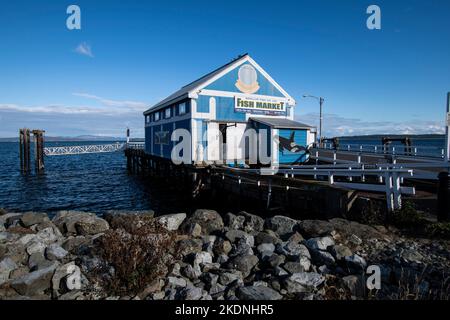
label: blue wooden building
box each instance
[143,54,316,166]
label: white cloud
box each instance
[75,42,94,57]
[73,93,148,111]
[296,112,445,137]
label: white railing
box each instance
[126,142,145,150]
[44,143,125,156]
[319,143,445,159]
[226,165,414,212]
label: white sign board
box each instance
[234,96,287,116]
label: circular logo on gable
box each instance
[235,64,260,94]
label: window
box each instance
[145,115,150,124]
[154,112,160,121]
[179,102,186,115]
[165,107,171,119]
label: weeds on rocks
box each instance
[94,215,179,296]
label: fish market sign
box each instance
[234,96,287,116]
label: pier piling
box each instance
[19,128,31,172]
[32,130,45,172]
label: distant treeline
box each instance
[335,134,445,140]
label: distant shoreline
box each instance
[0,136,144,142]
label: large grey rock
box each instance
[277,242,311,260]
[46,243,68,261]
[62,236,90,253]
[345,254,367,271]
[237,286,282,300]
[0,213,23,228]
[156,213,186,231]
[52,211,109,236]
[283,259,311,274]
[20,212,50,227]
[11,262,59,295]
[52,262,81,297]
[194,251,213,266]
[226,254,259,277]
[225,213,245,230]
[218,271,243,286]
[181,209,224,235]
[0,257,17,285]
[213,238,232,256]
[310,249,336,266]
[283,272,325,293]
[257,243,275,255]
[167,276,187,288]
[181,264,201,280]
[298,220,335,238]
[28,252,52,271]
[264,253,286,268]
[329,245,352,261]
[305,237,335,251]
[225,230,254,247]
[240,212,264,233]
[36,226,62,244]
[265,216,298,238]
[179,287,203,300]
[255,231,282,246]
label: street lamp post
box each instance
[303,94,325,145]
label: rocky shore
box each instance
[0,208,449,300]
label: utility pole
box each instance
[319,97,324,144]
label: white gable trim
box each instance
[189,55,296,106]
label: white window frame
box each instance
[179,102,186,115]
[165,107,171,119]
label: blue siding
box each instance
[205,62,284,97]
[196,96,210,113]
[278,129,309,164]
[215,96,246,122]
[144,118,191,160]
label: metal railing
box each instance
[44,143,125,156]
[319,142,445,159]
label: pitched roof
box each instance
[144,54,249,115]
[250,117,314,130]
[144,54,295,115]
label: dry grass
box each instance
[93,215,179,296]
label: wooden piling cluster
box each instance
[19,128,45,173]
[124,148,356,218]
[19,128,31,172]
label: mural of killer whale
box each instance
[278,130,310,164]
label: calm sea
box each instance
[0,136,446,214]
[0,141,190,215]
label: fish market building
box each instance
[143,54,316,166]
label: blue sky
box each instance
[0,0,449,138]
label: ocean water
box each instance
[0,141,189,214]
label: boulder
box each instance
[156,213,186,231]
[52,262,81,297]
[194,252,213,266]
[283,272,325,293]
[181,209,224,235]
[20,212,50,227]
[264,253,286,268]
[62,236,90,253]
[11,262,59,296]
[28,252,53,271]
[224,213,245,230]
[237,286,282,300]
[179,287,203,300]
[0,257,17,285]
[345,254,367,271]
[225,230,254,247]
[283,259,310,274]
[255,231,282,246]
[277,242,311,260]
[256,243,275,255]
[36,226,61,244]
[181,264,201,280]
[310,249,336,266]
[167,276,187,288]
[305,237,335,251]
[298,220,335,238]
[329,245,352,261]
[26,240,46,255]
[226,254,259,277]
[218,271,243,286]
[240,212,264,233]
[0,213,23,228]
[46,243,69,261]
[265,216,298,238]
[53,211,109,236]
[178,239,203,257]
[213,238,232,256]
[185,223,202,238]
